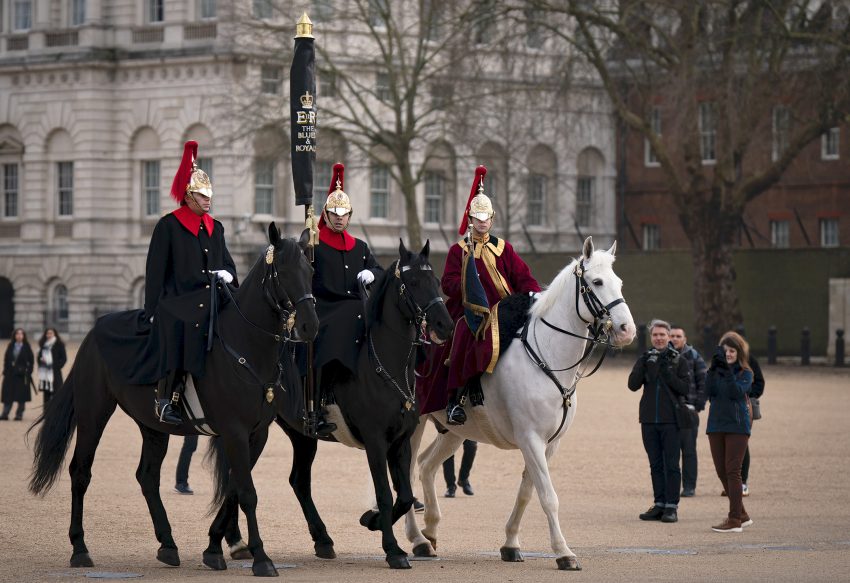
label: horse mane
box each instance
[366,252,431,330]
[529,250,616,320]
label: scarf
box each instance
[38,337,55,391]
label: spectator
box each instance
[174,435,198,494]
[444,440,477,497]
[1,328,34,421]
[628,319,691,523]
[706,331,753,533]
[36,328,67,407]
[669,325,707,497]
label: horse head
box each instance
[576,236,636,347]
[394,239,454,344]
[264,223,319,342]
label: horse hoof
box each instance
[423,534,437,551]
[70,552,94,568]
[203,551,227,571]
[500,546,524,562]
[315,542,336,559]
[229,540,252,560]
[557,556,582,571]
[157,546,180,566]
[412,542,436,557]
[359,510,381,531]
[387,554,411,569]
[252,559,279,577]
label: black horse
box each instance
[28,224,319,577]
[213,240,454,569]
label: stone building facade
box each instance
[0,0,617,339]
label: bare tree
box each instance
[517,0,850,333]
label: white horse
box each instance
[403,237,636,571]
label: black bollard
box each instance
[801,327,811,366]
[767,326,777,365]
[637,323,647,354]
[836,329,845,367]
[735,324,746,338]
[703,325,716,357]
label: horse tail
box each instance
[27,367,77,496]
[205,436,230,512]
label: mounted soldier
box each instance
[94,141,238,425]
[418,166,541,425]
[306,162,384,436]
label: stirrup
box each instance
[446,403,467,426]
[315,418,337,438]
[156,399,182,425]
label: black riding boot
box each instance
[155,370,184,425]
[446,389,467,426]
[309,367,337,438]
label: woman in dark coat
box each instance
[1,328,34,420]
[36,328,67,407]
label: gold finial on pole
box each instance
[296,12,314,39]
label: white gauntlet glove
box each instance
[211,269,234,284]
[357,269,375,286]
[529,291,541,300]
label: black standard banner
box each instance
[291,15,316,207]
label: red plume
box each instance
[458,165,487,236]
[328,162,345,194]
[170,141,198,204]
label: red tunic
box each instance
[416,235,540,414]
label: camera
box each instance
[646,348,660,363]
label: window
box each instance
[525,9,544,48]
[424,171,445,224]
[146,0,164,23]
[57,161,74,216]
[254,159,275,214]
[820,218,839,247]
[822,127,840,160]
[196,157,213,180]
[2,164,18,218]
[261,65,282,95]
[772,106,791,161]
[70,0,86,25]
[642,224,660,250]
[253,0,272,19]
[698,102,716,164]
[312,0,333,21]
[527,173,546,226]
[473,0,495,44]
[422,0,440,41]
[313,160,333,210]
[199,0,216,19]
[369,0,387,29]
[770,220,789,248]
[370,164,390,219]
[375,72,391,102]
[142,160,160,217]
[52,284,69,325]
[14,0,32,30]
[431,84,453,110]
[645,106,661,166]
[319,71,337,98]
[576,176,594,226]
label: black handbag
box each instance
[750,396,762,420]
[664,383,698,430]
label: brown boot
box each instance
[741,511,753,528]
[711,518,743,533]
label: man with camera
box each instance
[670,325,707,497]
[628,319,691,523]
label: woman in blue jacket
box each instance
[706,331,753,533]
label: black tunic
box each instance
[94,212,237,384]
[2,342,33,404]
[311,236,382,373]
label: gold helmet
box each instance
[323,163,352,217]
[187,164,213,198]
[468,183,494,222]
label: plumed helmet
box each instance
[458,165,493,235]
[170,141,213,204]
[323,162,352,217]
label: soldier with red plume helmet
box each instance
[305,162,383,437]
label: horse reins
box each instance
[521,258,624,443]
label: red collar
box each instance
[319,224,355,251]
[173,205,215,236]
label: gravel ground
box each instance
[1,346,849,583]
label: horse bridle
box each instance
[368,259,445,413]
[521,258,625,443]
[216,244,315,404]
